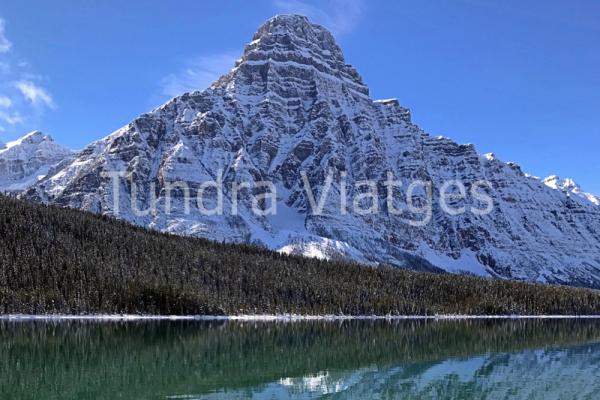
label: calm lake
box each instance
[1,319,600,399]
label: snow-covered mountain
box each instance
[0,131,73,193]
[543,175,600,206]
[24,15,600,287]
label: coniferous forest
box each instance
[1,194,600,315]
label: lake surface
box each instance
[1,319,600,399]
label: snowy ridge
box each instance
[23,15,600,288]
[0,131,73,193]
[543,175,600,206]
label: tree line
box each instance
[1,194,600,315]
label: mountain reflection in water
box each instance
[1,319,599,399]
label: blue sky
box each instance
[0,0,598,193]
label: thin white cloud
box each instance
[0,17,55,136]
[160,53,239,98]
[0,18,11,53]
[14,80,56,109]
[273,0,365,36]
[0,95,11,108]
[0,110,23,125]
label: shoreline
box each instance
[2,314,600,321]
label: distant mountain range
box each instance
[0,131,73,193]
[4,15,600,287]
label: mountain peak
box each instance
[20,130,52,144]
[543,175,599,206]
[213,14,368,96]
[543,175,581,192]
[0,131,73,193]
[0,131,52,154]
[259,14,312,30]
[251,14,340,54]
[0,131,71,158]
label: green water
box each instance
[1,319,599,399]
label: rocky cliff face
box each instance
[25,15,600,287]
[0,131,73,193]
